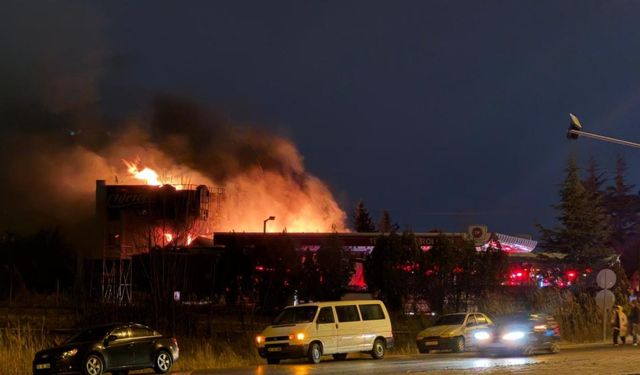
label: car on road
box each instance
[416,312,493,353]
[474,312,560,356]
[32,322,179,375]
[256,300,394,364]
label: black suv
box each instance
[33,323,179,375]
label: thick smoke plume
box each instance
[0,1,346,239]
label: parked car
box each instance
[256,300,394,364]
[32,323,179,375]
[416,312,493,353]
[474,312,560,356]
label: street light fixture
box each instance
[567,113,640,149]
[263,216,275,234]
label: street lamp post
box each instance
[567,113,639,342]
[263,216,275,234]
[567,113,640,149]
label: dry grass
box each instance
[172,334,262,371]
[1,291,607,375]
[0,323,55,375]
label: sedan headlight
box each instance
[61,348,78,360]
[474,331,491,341]
[502,331,525,341]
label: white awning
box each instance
[494,233,537,253]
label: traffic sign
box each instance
[596,289,615,311]
[597,269,616,289]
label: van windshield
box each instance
[273,306,318,325]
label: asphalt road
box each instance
[173,344,640,375]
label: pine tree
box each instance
[364,231,423,310]
[353,200,376,232]
[316,234,354,300]
[605,155,640,261]
[299,250,321,302]
[583,156,606,199]
[538,156,612,261]
[378,210,400,233]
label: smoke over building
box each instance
[0,3,347,245]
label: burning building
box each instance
[95,179,222,303]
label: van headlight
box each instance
[289,332,305,341]
[474,331,491,341]
[502,331,525,341]
[255,335,264,344]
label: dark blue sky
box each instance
[96,1,640,236]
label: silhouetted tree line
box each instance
[212,233,354,312]
[543,156,640,258]
[363,230,508,312]
[537,154,640,299]
[0,228,76,301]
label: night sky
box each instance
[9,1,640,237]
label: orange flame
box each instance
[120,151,347,233]
[122,159,189,190]
[123,159,161,186]
[164,233,173,242]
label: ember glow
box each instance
[164,233,173,243]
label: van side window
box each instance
[359,304,385,320]
[317,307,335,324]
[335,305,360,322]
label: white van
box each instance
[256,300,394,364]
